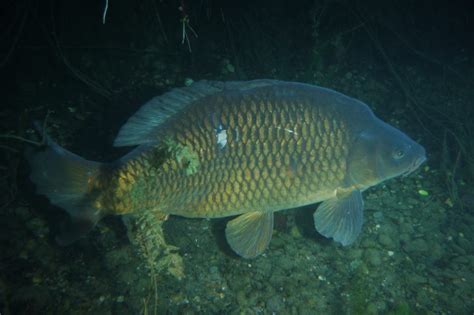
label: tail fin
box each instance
[26,133,105,245]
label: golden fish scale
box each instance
[134,90,351,218]
[99,157,154,215]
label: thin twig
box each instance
[151,0,168,42]
[378,19,465,79]
[0,7,28,68]
[34,2,113,99]
[0,110,51,148]
[355,9,440,140]
[102,0,109,24]
[181,16,198,52]
[0,135,42,146]
[0,144,19,153]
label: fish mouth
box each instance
[403,155,427,177]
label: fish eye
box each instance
[392,149,405,160]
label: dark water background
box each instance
[1,0,473,313]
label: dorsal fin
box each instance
[113,80,282,147]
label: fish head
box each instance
[348,119,426,188]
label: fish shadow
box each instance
[211,218,241,259]
[294,205,333,246]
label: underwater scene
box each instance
[1,0,473,314]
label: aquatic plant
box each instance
[123,211,184,281]
[123,210,184,314]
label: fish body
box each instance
[28,80,426,257]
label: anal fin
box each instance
[225,211,274,258]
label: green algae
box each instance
[163,137,200,175]
[388,302,414,315]
[346,264,374,315]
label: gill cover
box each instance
[347,129,379,188]
[348,119,426,188]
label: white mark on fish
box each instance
[215,124,227,149]
[277,126,298,136]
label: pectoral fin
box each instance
[225,211,274,258]
[313,189,364,246]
